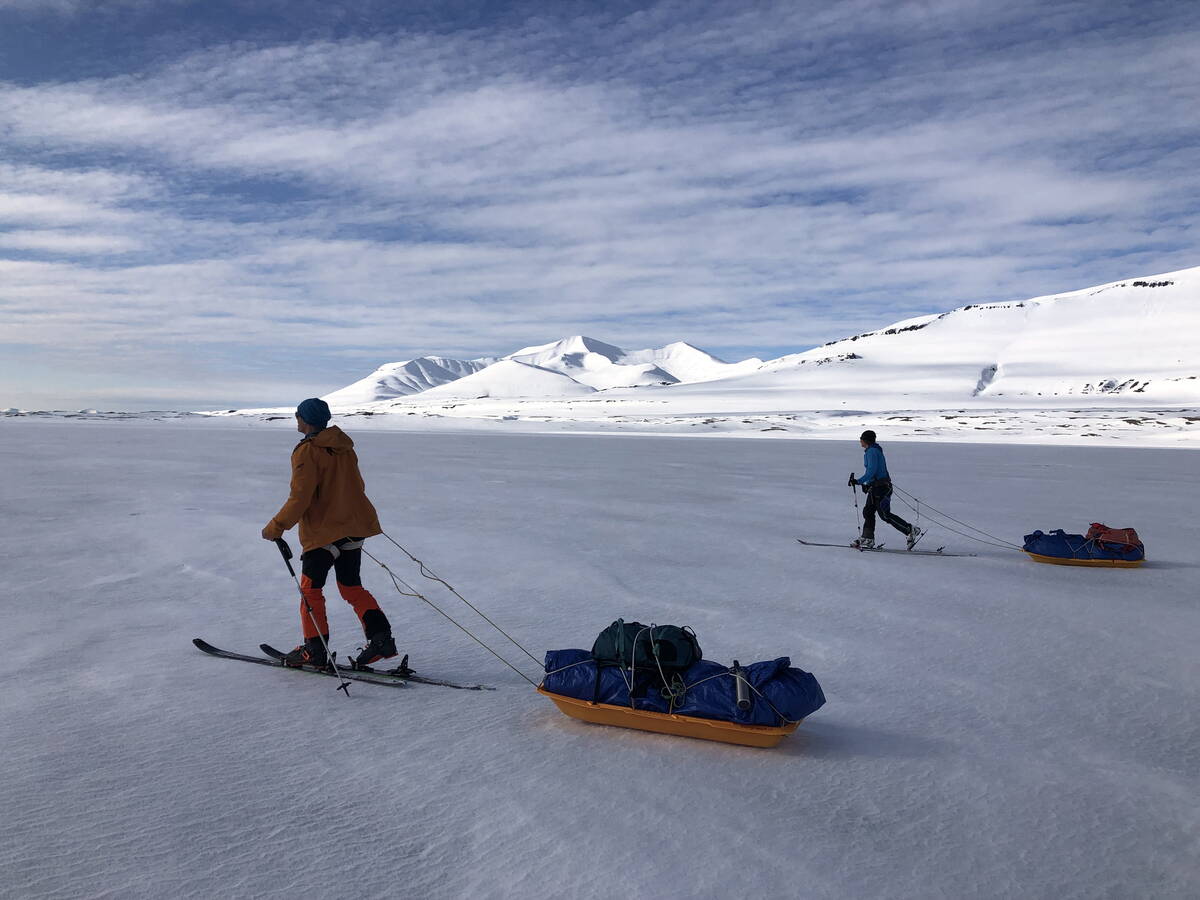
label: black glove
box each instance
[847,473,857,487]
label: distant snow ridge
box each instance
[505,335,762,389]
[625,341,764,383]
[323,356,491,405]
[504,336,663,390]
[324,336,763,406]
[733,265,1200,406]
[320,267,1199,413]
[419,358,596,399]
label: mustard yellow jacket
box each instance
[264,426,382,552]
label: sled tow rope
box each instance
[363,542,539,686]
[890,485,1024,551]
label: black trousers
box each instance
[297,537,390,640]
[300,537,364,589]
[862,481,913,539]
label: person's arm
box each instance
[262,444,319,539]
[857,447,880,485]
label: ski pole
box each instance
[275,538,351,696]
[848,474,861,536]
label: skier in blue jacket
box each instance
[849,430,922,550]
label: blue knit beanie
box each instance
[296,397,331,429]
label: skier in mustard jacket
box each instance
[262,398,397,667]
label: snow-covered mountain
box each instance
[504,336,674,389]
[323,336,757,402]
[622,341,763,383]
[419,359,596,399]
[315,265,1198,417]
[322,356,492,405]
[669,266,1199,408]
[502,335,759,390]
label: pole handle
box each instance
[274,538,296,577]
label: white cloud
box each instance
[0,0,187,15]
[0,0,80,11]
[1,1,1198,407]
[0,230,140,253]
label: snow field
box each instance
[1,419,1197,899]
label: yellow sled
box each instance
[538,686,801,748]
[1024,551,1145,568]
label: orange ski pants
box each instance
[298,540,384,639]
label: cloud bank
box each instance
[1,0,1198,407]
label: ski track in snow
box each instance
[1,420,1198,899]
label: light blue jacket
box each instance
[856,444,890,486]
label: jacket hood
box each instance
[309,425,354,453]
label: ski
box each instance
[357,654,495,691]
[193,638,406,689]
[796,538,977,558]
[261,645,495,691]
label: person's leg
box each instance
[333,540,397,665]
[298,548,334,640]
[280,547,335,665]
[861,488,878,540]
[331,543,390,638]
[876,485,914,535]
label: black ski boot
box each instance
[354,610,397,666]
[354,632,397,667]
[283,635,329,668]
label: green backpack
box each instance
[591,619,702,673]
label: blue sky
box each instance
[2,0,1197,409]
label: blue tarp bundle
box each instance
[542,648,826,726]
[1022,529,1145,563]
